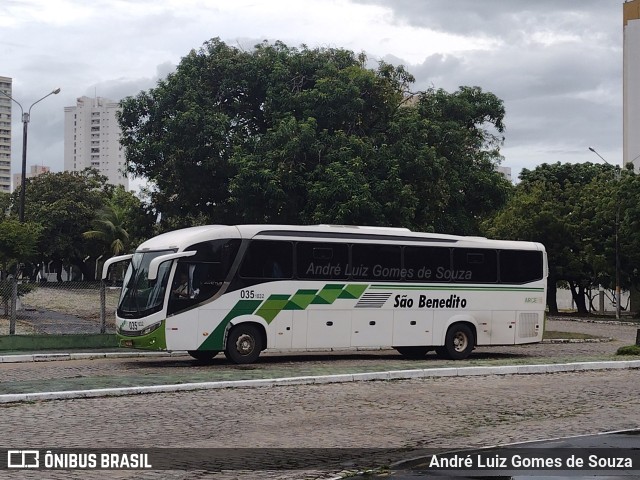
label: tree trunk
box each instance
[569,282,589,314]
[53,259,64,282]
[72,257,95,281]
[29,262,40,282]
[629,284,640,316]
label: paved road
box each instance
[0,318,639,479]
[1,317,637,394]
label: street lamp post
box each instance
[588,147,622,319]
[0,87,61,222]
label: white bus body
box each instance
[103,225,547,363]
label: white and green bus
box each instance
[102,225,547,363]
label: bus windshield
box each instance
[118,249,175,318]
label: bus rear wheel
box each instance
[187,350,219,362]
[441,323,475,360]
[225,324,263,364]
[395,346,431,359]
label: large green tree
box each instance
[484,162,622,314]
[0,219,42,276]
[0,219,42,314]
[14,169,110,281]
[119,38,511,234]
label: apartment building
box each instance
[624,0,640,168]
[13,164,51,192]
[0,76,12,193]
[63,96,128,189]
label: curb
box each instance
[0,351,183,363]
[1,360,639,404]
[0,336,615,363]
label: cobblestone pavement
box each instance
[0,318,639,479]
[2,317,639,395]
[1,368,639,479]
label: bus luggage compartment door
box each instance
[351,310,392,347]
[306,310,351,348]
[392,310,433,347]
[491,311,516,345]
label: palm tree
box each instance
[83,202,130,256]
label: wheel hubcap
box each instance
[453,332,468,352]
[236,334,255,356]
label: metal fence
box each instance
[0,279,120,336]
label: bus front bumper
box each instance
[117,320,167,350]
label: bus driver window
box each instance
[172,271,190,298]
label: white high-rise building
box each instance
[496,166,512,183]
[0,76,12,193]
[624,0,640,169]
[13,164,50,192]
[64,96,128,189]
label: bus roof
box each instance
[136,224,545,252]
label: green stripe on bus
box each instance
[201,283,371,349]
[284,289,318,310]
[201,299,263,351]
[310,284,346,304]
[370,285,545,292]
[339,284,368,299]
[255,295,291,323]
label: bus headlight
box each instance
[141,322,162,336]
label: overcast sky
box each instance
[0,0,625,187]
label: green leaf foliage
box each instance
[119,38,511,234]
[83,186,155,256]
[483,161,630,313]
[15,170,108,265]
[0,219,42,273]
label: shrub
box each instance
[616,345,640,356]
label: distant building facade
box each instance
[624,0,640,169]
[13,164,50,192]
[64,96,128,188]
[496,166,512,182]
[0,76,12,193]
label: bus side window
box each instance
[403,246,451,282]
[452,249,497,283]
[499,250,543,283]
[350,244,402,281]
[239,240,293,279]
[297,242,348,280]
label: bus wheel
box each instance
[225,324,263,364]
[187,350,218,362]
[443,323,475,360]
[395,346,430,359]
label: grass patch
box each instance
[616,345,640,356]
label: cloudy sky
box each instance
[0,0,625,187]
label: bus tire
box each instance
[187,350,219,362]
[395,346,430,359]
[442,323,475,360]
[225,324,263,364]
